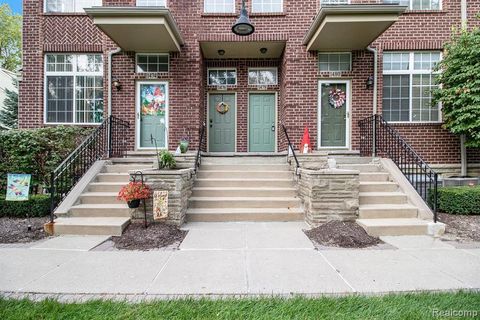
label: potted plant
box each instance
[179,136,189,153]
[158,150,177,169]
[117,181,151,208]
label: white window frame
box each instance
[383,0,442,10]
[382,51,442,123]
[135,53,170,73]
[207,68,238,86]
[44,53,104,125]
[251,0,283,13]
[203,0,236,13]
[318,52,352,72]
[44,0,102,13]
[320,0,350,5]
[248,67,278,86]
[136,0,167,6]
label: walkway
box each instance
[1,222,479,301]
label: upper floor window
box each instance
[208,69,237,86]
[384,0,440,10]
[204,0,235,13]
[320,0,349,5]
[248,68,278,85]
[136,0,166,6]
[45,54,104,124]
[319,53,351,72]
[382,51,441,123]
[45,0,102,13]
[252,0,283,13]
[136,54,169,73]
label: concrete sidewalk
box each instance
[1,222,479,301]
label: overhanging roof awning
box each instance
[85,7,184,52]
[200,41,286,59]
[304,5,407,52]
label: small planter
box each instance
[127,199,141,209]
[179,140,189,153]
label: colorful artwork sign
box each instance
[6,174,31,201]
[153,191,168,220]
[140,84,166,116]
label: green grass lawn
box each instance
[1,292,479,320]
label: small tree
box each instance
[433,27,480,175]
[0,81,18,129]
[0,4,22,71]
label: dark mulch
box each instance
[439,212,480,242]
[304,220,382,248]
[112,221,188,251]
[0,217,49,243]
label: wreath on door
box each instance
[216,102,230,114]
[328,89,346,109]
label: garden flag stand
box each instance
[131,171,148,228]
[300,127,311,154]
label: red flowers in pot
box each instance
[117,181,151,208]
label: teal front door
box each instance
[319,81,349,148]
[209,93,236,152]
[137,82,168,148]
[249,93,275,152]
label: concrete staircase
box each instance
[53,157,154,236]
[187,156,304,222]
[335,157,431,237]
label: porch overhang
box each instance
[200,41,286,59]
[85,7,184,52]
[303,5,407,52]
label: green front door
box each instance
[249,93,275,152]
[319,81,349,148]
[138,82,168,148]
[209,93,236,152]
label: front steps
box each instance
[337,158,431,237]
[187,157,303,222]
[53,158,153,236]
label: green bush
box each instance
[431,186,480,215]
[158,150,176,169]
[0,126,91,192]
[0,195,51,218]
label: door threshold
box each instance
[203,152,287,157]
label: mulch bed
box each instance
[112,221,188,251]
[0,217,50,243]
[439,213,480,243]
[304,220,382,248]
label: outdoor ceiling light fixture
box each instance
[366,76,374,89]
[260,47,268,54]
[232,0,255,36]
[112,78,121,91]
[218,49,226,56]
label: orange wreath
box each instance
[216,102,230,114]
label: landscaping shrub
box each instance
[0,195,50,218]
[0,126,91,193]
[431,186,480,215]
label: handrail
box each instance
[281,123,300,176]
[359,114,438,222]
[195,122,206,174]
[49,115,130,223]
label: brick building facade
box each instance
[19,0,480,165]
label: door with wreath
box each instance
[209,93,236,152]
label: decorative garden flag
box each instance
[153,191,168,220]
[6,174,31,201]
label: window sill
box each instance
[43,12,88,16]
[44,122,102,126]
[250,12,286,17]
[403,10,445,14]
[201,13,237,17]
[389,121,443,126]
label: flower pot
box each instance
[180,141,189,153]
[127,199,141,208]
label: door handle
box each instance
[271,124,275,132]
[210,119,213,128]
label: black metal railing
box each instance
[49,115,130,223]
[194,122,206,174]
[281,123,300,176]
[359,114,438,222]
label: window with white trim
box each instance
[136,54,169,73]
[45,54,104,124]
[320,0,349,5]
[204,0,235,13]
[45,0,102,13]
[252,0,282,13]
[136,0,166,6]
[382,51,441,122]
[384,0,440,10]
[248,68,278,85]
[319,53,351,72]
[208,69,237,85]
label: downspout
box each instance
[460,0,467,176]
[366,46,378,114]
[107,48,121,117]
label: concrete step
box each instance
[199,164,290,171]
[110,157,156,165]
[186,208,304,222]
[359,192,408,205]
[88,182,124,192]
[53,217,130,236]
[96,173,130,183]
[359,172,390,182]
[337,164,380,172]
[356,218,429,237]
[79,192,123,205]
[196,170,292,179]
[332,156,373,164]
[104,165,152,173]
[358,204,418,219]
[194,179,295,188]
[188,196,301,209]
[360,181,399,192]
[191,187,297,198]
[69,204,130,218]
[201,156,286,165]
